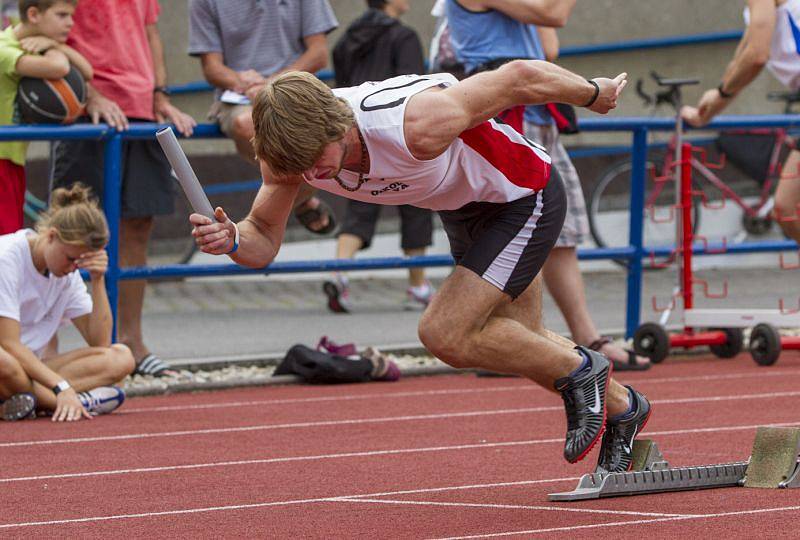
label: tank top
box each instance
[745,0,800,89]
[302,73,552,211]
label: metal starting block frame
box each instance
[549,428,800,502]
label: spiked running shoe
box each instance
[79,386,125,416]
[1,392,36,421]
[554,346,611,463]
[596,386,651,473]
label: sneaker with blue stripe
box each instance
[78,386,125,416]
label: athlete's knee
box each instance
[108,344,135,379]
[418,314,474,369]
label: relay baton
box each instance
[156,127,215,219]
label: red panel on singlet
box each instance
[458,120,551,191]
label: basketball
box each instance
[17,64,86,125]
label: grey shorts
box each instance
[207,101,252,137]
[524,122,589,248]
[50,119,175,219]
[438,170,567,299]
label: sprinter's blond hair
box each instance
[252,71,354,176]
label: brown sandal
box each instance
[588,336,651,371]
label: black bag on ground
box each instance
[715,131,779,186]
[275,345,373,384]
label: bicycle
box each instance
[587,71,798,268]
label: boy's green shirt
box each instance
[0,26,27,166]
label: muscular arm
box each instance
[681,0,775,126]
[405,60,625,159]
[720,0,775,95]
[459,0,576,26]
[191,162,300,268]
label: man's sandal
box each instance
[588,336,651,371]
[294,198,337,235]
[134,354,177,377]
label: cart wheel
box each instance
[709,328,744,358]
[634,323,670,363]
[749,323,781,366]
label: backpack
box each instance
[274,345,374,384]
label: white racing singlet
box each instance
[303,73,552,211]
[745,0,800,89]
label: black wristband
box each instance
[583,79,600,108]
[154,86,171,96]
[717,83,734,99]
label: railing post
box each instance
[625,127,648,338]
[102,132,123,340]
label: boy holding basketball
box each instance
[0,0,92,235]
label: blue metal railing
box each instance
[6,115,798,340]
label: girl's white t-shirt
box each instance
[0,230,93,356]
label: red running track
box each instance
[1,350,800,539]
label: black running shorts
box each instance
[438,170,567,299]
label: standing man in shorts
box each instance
[190,66,651,473]
[51,0,195,377]
[683,0,800,243]
[188,0,340,235]
[444,0,651,371]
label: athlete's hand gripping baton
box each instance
[156,127,215,219]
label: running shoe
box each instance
[323,274,351,313]
[596,386,651,473]
[554,346,611,463]
[1,392,36,421]
[79,386,125,416]
[362,347,401,382]
[403,281,434,311]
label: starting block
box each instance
[548,427,800,502]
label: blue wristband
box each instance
[226,223,240,254]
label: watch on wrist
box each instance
[717,83,734,99]
[52,380,71,395]
[154,86,171,96]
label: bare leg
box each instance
[542,247,650,368]
[0,346,31,399]
[119,217,153,362]
[774,149,800,242]
[419,267,630,416]
[403,247,427,287]
[336,233,364,259]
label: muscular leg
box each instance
[774,149,800,242]
[419,267,630,415]
[32,345,135,411]
[542,247,649,367]
[119,217,153,362]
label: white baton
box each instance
[156,127,215,219]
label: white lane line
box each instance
[2,420,797,483]
[5,389,800,449]
[0,408,540,448]
[426,504,800,539]
[334,498,688,518]
[121,369,800,414]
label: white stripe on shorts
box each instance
[481,189,545,291]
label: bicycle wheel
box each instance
[588,159,701,269]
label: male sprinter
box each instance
[190,62,650,472]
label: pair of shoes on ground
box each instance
[316,336,401,382]
[323,275,435,314]
[555,346,651,473]
[1,386,125,420]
